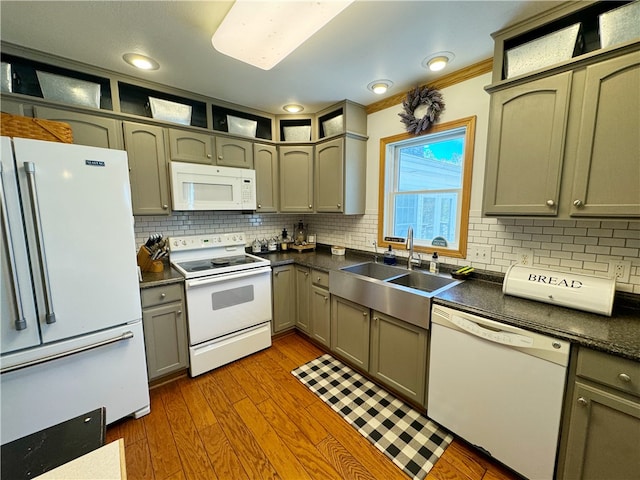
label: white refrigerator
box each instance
[1,136,150,444]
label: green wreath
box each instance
[398,86,445,134]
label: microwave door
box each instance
[180,178,242,210]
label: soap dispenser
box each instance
[430,252,439,273]
[383,245,396,265]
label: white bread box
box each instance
[503,265,616,316]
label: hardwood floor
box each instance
[107,332,521,480]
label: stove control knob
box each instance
[217,237,222,243]
[173,240,179,247]
[232,235,237,241]
[182,240,187,246]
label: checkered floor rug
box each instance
[292,354,454,480]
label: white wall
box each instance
[135,72,640,294]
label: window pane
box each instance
[397,136,464,192]
[393,192,458,245]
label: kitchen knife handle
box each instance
[24,161,56,324]
[0,164,27,331]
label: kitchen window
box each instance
[378,116,475,258]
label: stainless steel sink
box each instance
[339,262,407,280]
[329,262,461,329]
[388,271,458,293]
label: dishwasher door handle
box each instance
[451,314,534,347]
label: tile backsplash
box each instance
[135,212,640,294]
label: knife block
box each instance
[136,246,164,273]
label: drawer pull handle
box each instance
[362,312,367,316]
[573,199,584,208]
[546,199,555,207]
[577,397,588,406]
[160,293,166,298]
[618,373,631,383]
[323,296,328,301]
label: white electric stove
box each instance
[169,233,272,376]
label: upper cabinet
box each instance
[34,105,123,150]
[569,52,640,217]
[483,72,572,216]
[215,136,254,169]
[254,143,279,213]
[483,2,640,218]
[316,101,367,140]
[168,129,214,165]
[279,145,314,213]
[123,121,171,216]
[315,136,366,214]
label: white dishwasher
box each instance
[428,305,570,480]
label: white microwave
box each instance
[169,162,256,211]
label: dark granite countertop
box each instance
[139,246,640,361]
[139,261,184,289]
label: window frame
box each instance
[377,115,476,259]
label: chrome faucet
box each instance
[406,226,414,270]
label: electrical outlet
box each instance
[608,260,631,283]
[468,245,492,262]
[516,249,534,266]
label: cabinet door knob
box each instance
[218,155,223,160]
[257,204,262,209]
[337,203,341,208]
[162,204,168,210]
[308,204,312,209]
[317,277,321,282]
[573,199,584,208]
[618,373,631,383]
[362,311,367,316]
[274,271,279,276]
[546,200,555,207]
[323,296,328,301]
[577,397,588,406]
[177,310,182,315]
[160,293,166,298]
[207,154,212,159]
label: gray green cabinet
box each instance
[168,129,214,164]
[309,270,330,347]
[254,143,278,213]
[272,264,295,333]
[140,283,188,381]
[331,296,370,370]
[295,266,310,333]
[569,51,640,217]
[484,50,640,218]
[483,72,572,216]
[315,136,366,214]
[279,145,314,213]
[560,347,640,479]
[370,311,428,407]
[0,98,25,115]
[122,121,170,216]
[215,136,254,169]
[34,105,123,150]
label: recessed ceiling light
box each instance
[212,1,353,70]
[123,53,159,71]
[367,80,393,95]
[422,52,455,72]
[283,104,304,113]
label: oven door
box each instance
[185,266,272,345]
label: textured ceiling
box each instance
[0,1,557,114]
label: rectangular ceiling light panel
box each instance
[212,0,353,70]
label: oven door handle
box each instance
[186,266,272,289]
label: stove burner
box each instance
[212,259,230,266]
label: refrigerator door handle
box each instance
[0,164,27,331]
[24,161,56,324]
[1,331,135,374]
